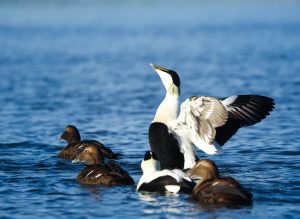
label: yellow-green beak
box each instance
[150,63,172,73]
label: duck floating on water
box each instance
[149,64,275,170]
[137,151,195,194]
[58,125,118,162]
[187,159,252,207]
[77,145,134,186]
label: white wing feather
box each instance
[171,96,228,156]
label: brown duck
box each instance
[187,159,252,207]
[58,125,118,161]
[76,145,134,186]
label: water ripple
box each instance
[0,1,300,218]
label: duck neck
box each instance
[143,166,157,176]
[153,93,179,125]
[200,170,218,183]
[141,158,160,174]
[69,138,80,145]
[67,134,81,145]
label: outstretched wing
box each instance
[171,96,228,154]
[215,95,275,145]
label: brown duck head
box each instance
[59,125,81,144]
[78,145,104,165]
[187,159,219,181]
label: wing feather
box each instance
[199,121,216,145]
[172,96,228,151]
[171,95,274,153]
[215,95,275,145]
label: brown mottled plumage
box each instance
[77,164,134,186]
[76,146,134,186]
[188,159,252,207]
[58,125,118,161]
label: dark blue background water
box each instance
[0,1,299,218]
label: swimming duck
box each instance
[76,145,134,186]
[187,159,252,207]
[137,151,195,194]
[149,64,275,170]
[58,125,118,162]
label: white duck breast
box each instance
[149,64,275,170]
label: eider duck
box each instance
[137,151,195,194]
[58,125,117,162]
[187,159,252,207]
[149,64,275,170]
[77,145,134,186]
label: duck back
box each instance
[77,163,134,186]
[58,142,84,160]
[58,141,117,161]
[192,177,252,207]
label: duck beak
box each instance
[186,168,202,182]
[149,63,157,71]
[186,167,196,177]
[149,63,171,73]
[58,131,66,141]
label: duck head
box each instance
[59,125,81,144]
[150,63,181,97]
[187,159,219,181]
[78,145,104,165]
[141,151,160,174]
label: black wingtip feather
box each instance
[215,95,275,145]
[230,95,275,127]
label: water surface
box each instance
[0,1,300,218]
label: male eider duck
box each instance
[58,125,118,162]
[188,159,252,207]
[149,64,275,170]
[77,145,134,186]
[137,151,195,194]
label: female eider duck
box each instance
[137,151,195,194]
[77,145,134,186]
[58,125,118,162]
[187,159,252,207]
[149,64,275,170]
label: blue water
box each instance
[0,1,300,218]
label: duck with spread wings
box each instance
[149,64,275,170]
